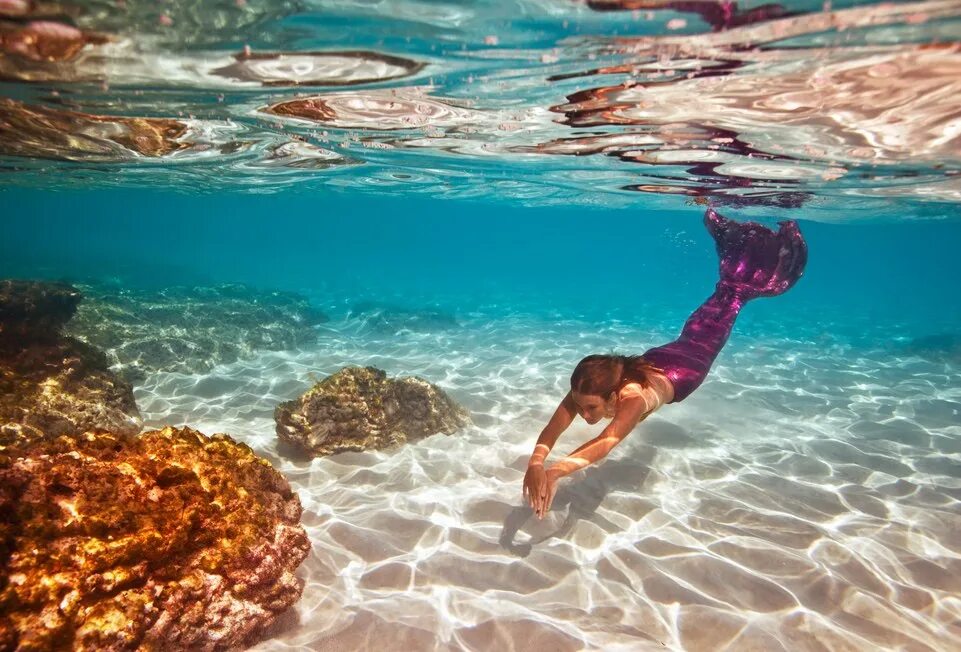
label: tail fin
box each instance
[704,207,807,300]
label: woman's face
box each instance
[571,390,614,424]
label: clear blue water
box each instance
[3,0,961,649]
[5,189,961,331]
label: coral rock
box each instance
[66,283,328,383]
[903,333,961,364]
[275,366,470,457]
[0,426,310,651]
[0,280,80,345]
[0,280,141,439]
[347,302,459,334]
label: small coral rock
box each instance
[0,280,142,439]
[275,366,470,457]
[0,426,310,651]
[0,280,80,344]
[0,336,142,438]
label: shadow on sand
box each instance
[499,446,658,557]
[498,418,715,557]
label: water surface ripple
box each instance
[1,0,959,219]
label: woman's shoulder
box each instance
[619,371,674,407]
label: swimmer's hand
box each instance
[523,464,561,519]
[523,463,547,517]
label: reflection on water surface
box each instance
[0,0,959,219]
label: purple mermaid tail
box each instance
[642,208,807,403]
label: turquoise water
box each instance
[5,189,961,330]
[3,0,961,649]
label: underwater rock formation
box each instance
[0,280,142,438]
[903,333,961,364]
[66,283,328,383]
[0,279,79,341]
[275,366,470,457]
[0,426,310,651]
[347,302,459,334]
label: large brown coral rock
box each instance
[0,426,310,651]
[275,366,470,457]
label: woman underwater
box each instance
[523,207,808,518]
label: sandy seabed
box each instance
[132,312,961,651]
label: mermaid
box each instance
[523,207,808,518]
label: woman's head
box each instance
[570,354,658,423]
[571,354,624,400]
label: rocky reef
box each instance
[0,280,142,438]
[275,366,470,457]
[66,283,328,383]
[0,279,80,340]
[903,333,961,365]
[0,426,310,651]
[347,301,459,335]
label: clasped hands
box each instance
[522,462,563,519]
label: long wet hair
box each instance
[570,354,661,398]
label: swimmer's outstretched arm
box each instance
[539,396,654,516]
[553,397,653,476]
[523,392,577,517]
[527,392,577,465]
[526,394,657,518]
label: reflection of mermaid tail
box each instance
[642,208,808,403]
[586,1,793,32]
